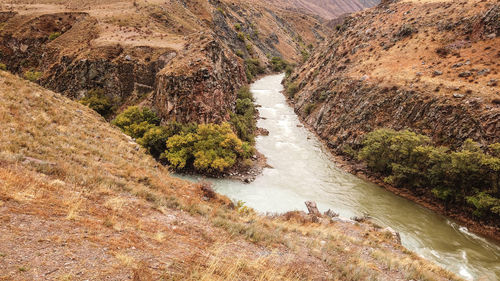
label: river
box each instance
[180,74,500,280]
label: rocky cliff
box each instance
[287,0,499,152]
[152,32,246,123]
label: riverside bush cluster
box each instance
[357,129,500,219]
[230,86,256,144]
[112,106,253,173]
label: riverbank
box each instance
[286,94,500,242]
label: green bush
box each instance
[237,32,246,41]
[236,86,253,101]
[245,58,265,81]
[113,106,253,173]
[234,23,241,31]
[0,63,6,70]
[285,64,294,78]
[357,128,500,219]
[270,56,288,72]
[24,70,42,82]
[286,82,299,98]
[165,123,252,173]
[112,106,160,139]
[137,126,171,159]
[48,32,61,41]
[301,49,310,62]
[79,89,114,117]
[235,50,244,58]
[230,87,256,143]
[304,103,316,115]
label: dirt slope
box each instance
[0,70,462,280]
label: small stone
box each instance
[477,69,490,76]
[453,93,465,98]
[125,55,131,61]
[433,70,443,76]
[458,71,472,78]
[487,79,498,86]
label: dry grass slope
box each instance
[0,71,462,280]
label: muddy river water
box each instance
[181,74,499,280]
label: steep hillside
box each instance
[289,0,499,150]
[0,71,462,280]
[269,0,379,19]
[0,0,328,124]
[285,0,500,237]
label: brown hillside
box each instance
[288,0,499,149]
[0,71,462,280]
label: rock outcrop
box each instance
[153,33,246,123]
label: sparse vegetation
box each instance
[0,63,6,70]
[237,32,245,41]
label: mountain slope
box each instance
[289,0,499,149]
[0,0,328,125]
[0,70,462,280]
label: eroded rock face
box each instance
[153,33,246,124]
[294,78,499,152]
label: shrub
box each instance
[79,89,114,117]
[466,192,500,217]
[245,58,265,81]
[237,32,245,41]
[137,126,171,159]
[24,70,42,82]
[112,106,160,139]
[48,32,61,41]
[270,56,288,72]
[234,23,241,31]
[0,63,6,70]
[285,64,294,78]
[235,50,244,58]
[165,123,251,173]
[230,87,256,143]
[301,49,310,62]
[304,103,316,115]
[286,83,299,99]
